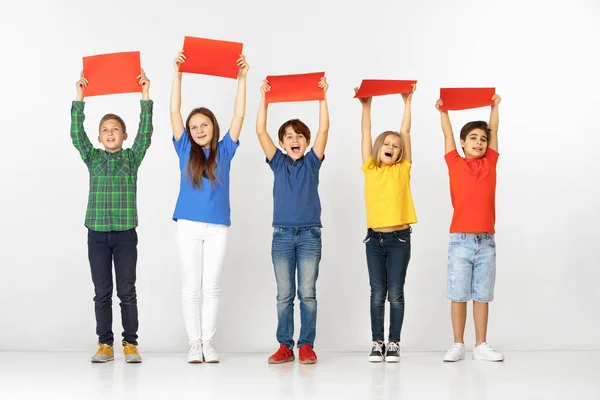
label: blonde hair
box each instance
[372,131,405,168]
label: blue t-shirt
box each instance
[268,148,324,228]
[172,130,239,226]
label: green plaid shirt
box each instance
[70,100,154,232]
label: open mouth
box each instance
[197,134,208,141]
[384,152,393,157]
[291,144,301,154]
[107,138,115,143]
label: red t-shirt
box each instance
[445,148,499,233]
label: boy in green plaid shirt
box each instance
[71,69,153,363]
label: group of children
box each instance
[71,51,503,365]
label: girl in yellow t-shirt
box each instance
[354,83,417,363]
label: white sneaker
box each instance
[188,340,203,363]
[443,343,465,362]
[473,342,504,362]
[202,341,220,363]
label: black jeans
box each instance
[88,229,139,346]
[364,227,411,343]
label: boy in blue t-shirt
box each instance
[255,77,329,364]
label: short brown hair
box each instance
[460,121,490,142]
[99,114,126,133]
[278,119,311,143]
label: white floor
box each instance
[0,351,598,400]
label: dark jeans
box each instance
[364,227,411,343]
[88,229,139,346]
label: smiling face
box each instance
[98,115,127,152]
[460,128,488,159]
[188,113,214,148]
[277,119,311,161]
[280,126,309,160]
[185,108,220,150]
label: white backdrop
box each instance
[1,0,599,352]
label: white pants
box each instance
[177,219,229,344]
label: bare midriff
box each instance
[372,224,410,233]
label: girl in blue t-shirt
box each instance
[169,49,248,364]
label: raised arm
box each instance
[312,77,329,161]
[170,50,186,141]
[488,94,501,151]
[75,71,87,102]
[229,55,249,143]
[256,79,277,161]
[436,99,457,154]
[399,83,416,163]
[354,88,373,164]
[71,71,95,165]
[131,68,154,166]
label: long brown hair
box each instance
[185,107,220,190]
[372,131,405,167]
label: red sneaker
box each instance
[299,344,317,364]
[268,344,295,364]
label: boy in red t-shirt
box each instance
[435,94,504,362]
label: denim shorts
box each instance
[447,233,496,302]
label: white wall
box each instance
[1,0,599,352]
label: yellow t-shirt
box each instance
[361,157,417,228]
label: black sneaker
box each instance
[385,341,400,363]
[369,341,385,362]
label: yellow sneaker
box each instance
[91,343,114,363]
[123,341,142,363]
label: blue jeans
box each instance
[364,227,411,343]
[272,226,322,349]
[87,229,139,346]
